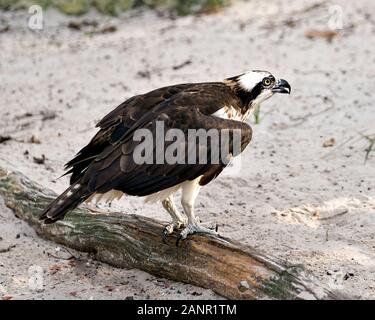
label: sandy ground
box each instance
[0,0,375,299]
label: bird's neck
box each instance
[224,79,261,119]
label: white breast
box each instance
[212,106,249,122]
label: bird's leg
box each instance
[161,195,187,242]
[177,180,218,246]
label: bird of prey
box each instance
[40,70,291,244]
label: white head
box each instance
[228,70,291,108]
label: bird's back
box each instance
[64,82,240,184]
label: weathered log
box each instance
[0,167,340,300]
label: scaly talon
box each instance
[162,217,188,244]
[175,223,219,246]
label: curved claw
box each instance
[176,234,183,247]
[162,228,169,244]
[162,219,187,244]
[207,224,219,232]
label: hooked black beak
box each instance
[272,79,291,94]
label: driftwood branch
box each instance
[0,167,341,300]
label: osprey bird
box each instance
[40,70,291,244]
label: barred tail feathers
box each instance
[40,182,92,224]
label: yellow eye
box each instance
[262,78,272,86]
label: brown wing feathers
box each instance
[64,85,192,184]
[40,83,252,223]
